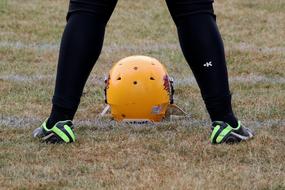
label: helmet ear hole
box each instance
[150,77,155,80]
[117,77,121,80]
[133,81,138,85]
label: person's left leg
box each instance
[165,0,254,143]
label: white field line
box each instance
[1,41,284,54]
[0,74,54,82]
[173,75,285,86]
[0,115,284,128]
[0,74,104,86]
[231,42,285,54]
[1,74,284,85]
[0,41,58,51]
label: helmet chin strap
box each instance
[100,105,110,117]
[168,104,188,115]
[167,104,190,121]
[99,104,188,121]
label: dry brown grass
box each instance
[1,123,284,189]
[0,0,285,189]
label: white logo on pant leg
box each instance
[203,61,212,67]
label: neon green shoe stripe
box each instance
[42,120,51,132]
[216,125,233,143]
[64,125,75,142]
[211,125,220,143]
[52,126,70,143]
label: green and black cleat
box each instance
[32,120,76,143]
[210,121,254,144]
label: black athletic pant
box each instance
[48,0,238,128]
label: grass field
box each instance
[0,0,285,189]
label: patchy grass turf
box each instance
[0,0,285,189]
[1,123,285,189]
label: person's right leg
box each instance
[48,0,118,128]
[33,0,117,143]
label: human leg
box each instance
[48,0,118,128]
[33,0,118,143]
[165,0,254,143]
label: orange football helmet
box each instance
[104,55,174,122]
